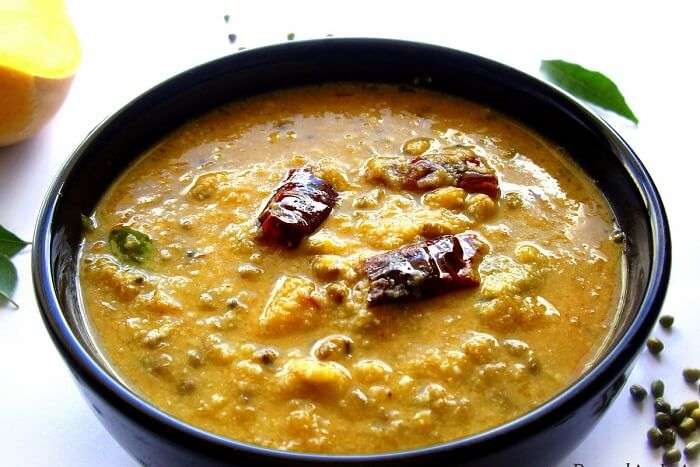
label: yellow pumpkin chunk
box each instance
[258,276,320,335]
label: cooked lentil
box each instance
[79,83,623,453]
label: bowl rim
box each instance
[32,38,671,462]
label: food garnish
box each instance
[0,225,29,307]
[364,232,487,306]
[540,59,638,124]
[258,168,338,248]
[108,226,154,264]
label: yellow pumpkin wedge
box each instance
[0,0,80,146]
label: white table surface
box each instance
[1,1,699,465]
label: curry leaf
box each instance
[109,226,153,264]
[0,254,18,307]
[540,60,639,124]
[0,225,29,257]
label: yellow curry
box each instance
[79,83,623,453]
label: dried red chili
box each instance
[364,232,487,306]
[258,168,338,247]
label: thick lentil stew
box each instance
[79,83,623,453]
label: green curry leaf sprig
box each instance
[540,59,639,124]
[109,226,154,264]
[0,225,30,307]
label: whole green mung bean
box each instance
[692,407,700,424]
[671,406,687,425]
[683,368,700,383]
[661,428,675,446]
[658,315,674,329]
[655,398,671,413]
[685,440,700,459]
[656,412,673,429]
[651,380,665,398]
[646,337,664,354]
[646,427,663,448]
[678,417,697,437]
[681,400,699,413]
[662,447,681,464]
[629,384,647,402]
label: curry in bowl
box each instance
[78,83,623,454]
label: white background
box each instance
[1,1,699,465]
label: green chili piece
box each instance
[108,226,153,264]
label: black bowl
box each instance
[33,39,670,466]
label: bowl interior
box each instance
[42,39,659,448]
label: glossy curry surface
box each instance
[79,83,623,454]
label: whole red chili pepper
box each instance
[364,232,488,306]
[258,168,338,248]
